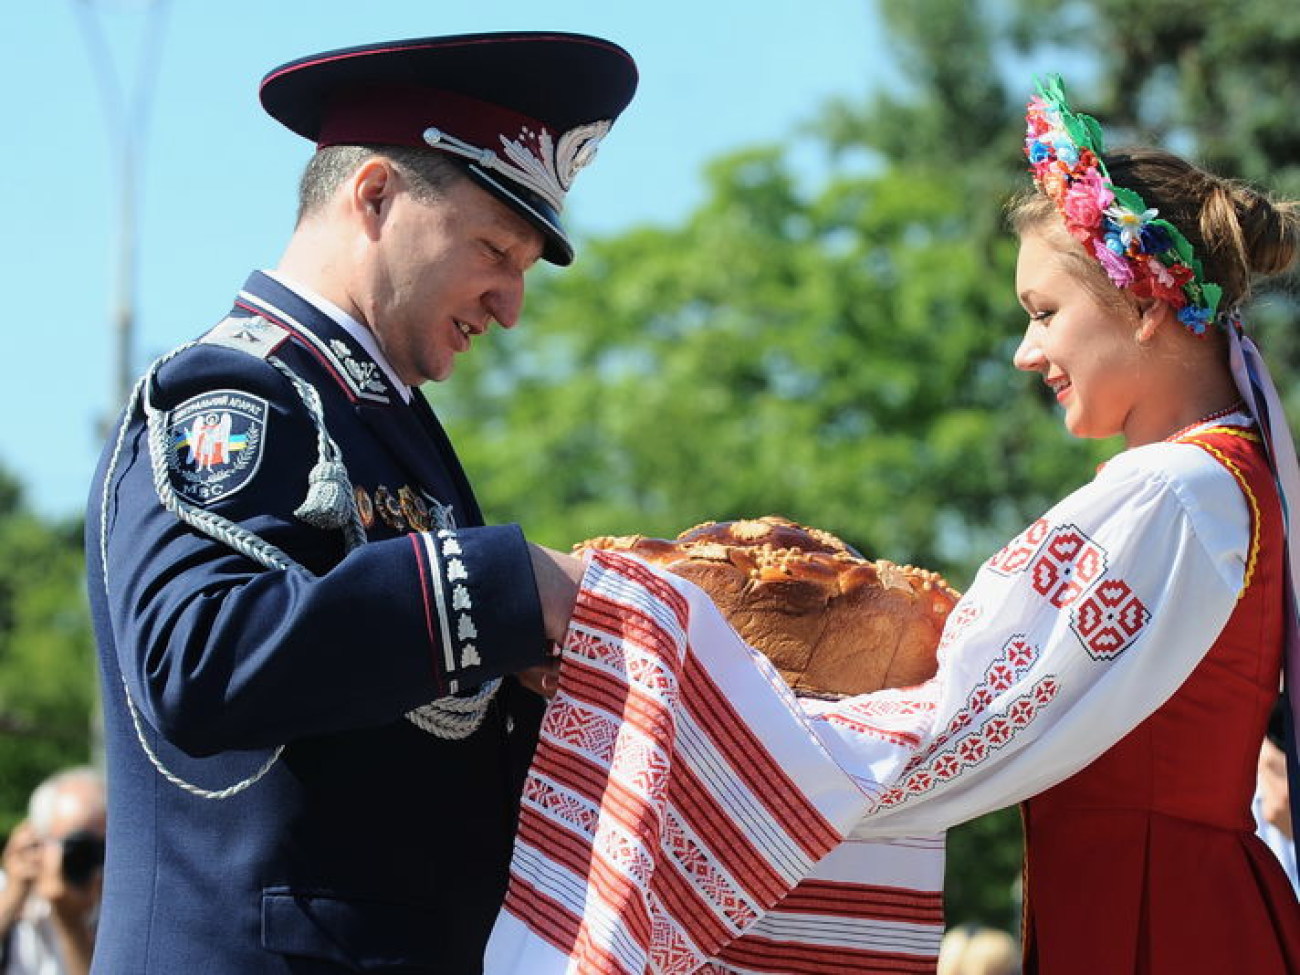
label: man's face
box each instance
[359,174,546,385]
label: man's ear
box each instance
[349,157,394,237]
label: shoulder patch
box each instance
[200,315,290,359]
[166,390,270,505]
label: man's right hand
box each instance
[527,543,586,645]
[517,659,561,701]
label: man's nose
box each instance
[485,277,525,330]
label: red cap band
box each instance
[315,85,554,151]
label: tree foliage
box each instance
[434,50,1104,584]
[432,0,1300,930]
[3,0,1298,938]
[0,468,95,833]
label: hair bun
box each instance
[1233,187,1300,278]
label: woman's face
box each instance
[1013,228,1149,443]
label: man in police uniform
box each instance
[84,32,637,973]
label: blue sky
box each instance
[5,1,897,520]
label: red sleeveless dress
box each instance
[1021,424,1300,973]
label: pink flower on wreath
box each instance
[1092,238,1135,287]
[1148,259,1177,288]
[1062,170,1113,241]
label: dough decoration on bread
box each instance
[574,515,961,699]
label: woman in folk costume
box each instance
[487,76,1300,975]
[994,75,1300,972]
[833,75,1300,972]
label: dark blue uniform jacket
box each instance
[85,271,548,973]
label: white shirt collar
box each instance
[262,269,411,403]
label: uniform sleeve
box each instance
[799,443,1250,838]
[91,345,547,757]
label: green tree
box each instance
[433,0,1300,931]
[1009,0,1300,192]
[1007,0,1300,413]
[431,0,1100,928]
[0,468,95,834]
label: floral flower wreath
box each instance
[1024,74,1223,335]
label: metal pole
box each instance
[70,0,171,768]
[70,0,171,423]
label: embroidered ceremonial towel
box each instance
[484,551,945,974]
[487,427,1260,972]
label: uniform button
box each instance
[506,717,515,734]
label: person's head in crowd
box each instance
[937,923,1020,975]
[28,766,107,898]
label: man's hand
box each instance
[517,659,561,700]
[528,544,586,645]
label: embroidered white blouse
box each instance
[809,428,1252,838]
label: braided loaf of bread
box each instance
[575,515,960,699]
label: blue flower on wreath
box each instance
[1103,228,1127,255]
[1177,304,1213,335]
[1139,222,1173,255]
[1028,140,1052,164]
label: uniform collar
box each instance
[233,270,403,406]
[261,270,411,403]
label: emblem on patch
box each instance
[166,389,269,505]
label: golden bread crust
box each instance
[575,516,960,698]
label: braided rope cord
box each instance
[98,343,499,800]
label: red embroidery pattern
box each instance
[649,903,704,974]
[1028,525,1106,607]
[501,553,949,974]
[938,601,982,654]
[663,807,760,928]
[819,685,941,749]
[876,636,1056,808]
[987,517,1050,575]
[1071,578,1150,660]
[524,776,600,836]
[547,694,620,766]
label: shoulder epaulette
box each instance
[199,315,292,360]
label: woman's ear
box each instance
[1135,297,1177,344]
